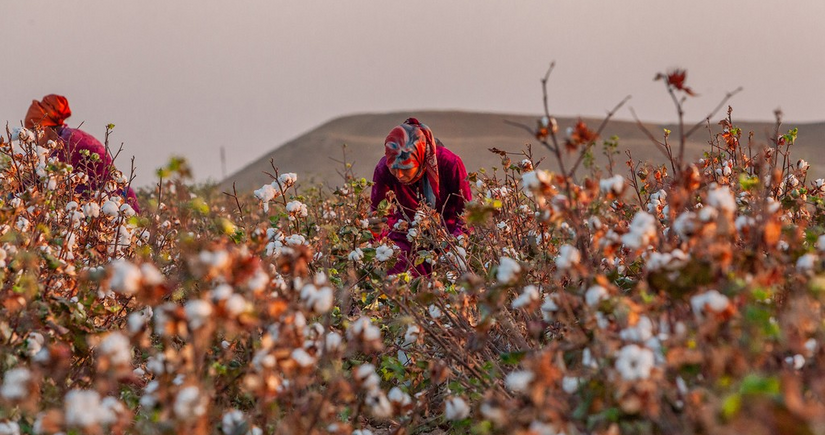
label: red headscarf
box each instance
[384,118,440,206]
[25,94,72,129]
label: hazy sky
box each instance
[2,1,823,186]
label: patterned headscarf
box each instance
[384,118,440,207]
[25,94,72,129]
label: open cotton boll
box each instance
[622,211,657,249]
[615,344,655,380]
[174,386,207,420]
[1,367,32,401]
[184,300,213,329]
[497,257,521,283]
[690,290,730,318]
[109,259,142,296]
[445,396,470,420]
[505,370,535,393]
[707,184,736,213]
[512,285,540,309]
[599,174,625,195]
[555,245,581,270]
[375,244,394,261]
[585,285,608,307]
[98,332,132,366]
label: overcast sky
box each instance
[2,1,823,186]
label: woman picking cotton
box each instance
[370,118,472,275]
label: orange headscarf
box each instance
[25,94,72,129]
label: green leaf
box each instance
[499,351,527,365]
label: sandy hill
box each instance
[222,110,825,193]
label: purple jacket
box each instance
[371,145,472,273]
[57,127,140,212]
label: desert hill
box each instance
[222,110,825,193]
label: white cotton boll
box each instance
[174,386,206,420]
[1,368,32,400]
[0,421,20,435]
[348,248,364,262]
[445,396,470,420]
[311,286,334,313]
[615,344,655,381]
[622,211,658,249]
[512,285,540,309]
[291,348,315,368]
[428,304,442,319]
[285,234,306,246]
[225,294,247,316]
[797,253,817,273]
[583,348,598,369]
[65,390,105,428]
[619,316,654,343]
[388,387,412,407]
[555,244,581,270]
[366,391,393,418]
[98,332,132,366]
[406,228,418,242]
[101,200,120,217]
[496,256,521,283]
[707,185,736,213]
[585,285,608,307]
[285,200,308,218]
[324,332,343,353]
[562,376,579,394]
[520,170,551,192]
[375,245,394,261]
[355,364,381,391]
[599,174,625,195]
[541,294,560,321]
[127,307,153,334]
[348,317,381,342]
[119,203,135,217]
[24,332,44,357]
[529,421,565,435]
[690,290,730,318]
[140,263,164,286]
[184,300,213,329]
[352,430,374,435]
[109,259,142,296]
[505,370,535,393]
[816,235,825,252]
[221,409,246,435]
[402,325,420,347]
[480,403,507,426]
[15,217,30,232]
[278,173,298,186]
[200,249,230,269]
[80,201,100,218]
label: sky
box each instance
[2,1,824,186]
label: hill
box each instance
[221,110,825,192]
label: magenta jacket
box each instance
[371,145,472,274]
[57,127,140,212]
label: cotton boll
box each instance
[512,285,540,309]
[599,174,625,195]
[375,244,394,261]
[109,259,142,296]
[615,344,655,380]
[497,257,521,283]
[445,396,470,420]
[555,244,581,270]
[1,368,32,401]
[505,370,535,393]
[184,300,213,329]
[585,285,608,307]
[174,386,207,420]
